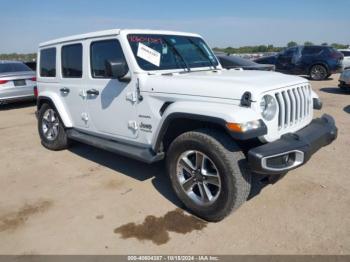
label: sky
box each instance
[1,0,350,53]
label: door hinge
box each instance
[81,112,89,122]
[126,92,137,103]
[79,89,87,99]
[128,121,138,131]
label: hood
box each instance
[142,69,308,101]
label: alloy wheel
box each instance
[42,109,60,141]
[311,65,327,80]
[176,150,221,206]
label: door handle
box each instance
[86,89,99,96]
[60,87,70,94]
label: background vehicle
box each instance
[216,54,275,71]
[0,61,36,104]
[338,49,350,69]
[254,55,277,65]
[339,69,350,90]
[36,29,337,222]
[254,46,344,80]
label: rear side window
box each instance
[283,47,298,57]
[40,48,56,77]
[62,44,83,78]
[90,39,126,78]
[0,63,32,73]
[302,46,323,55]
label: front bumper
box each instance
[248,114,337,174]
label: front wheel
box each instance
[166,129,251,222]
[38,103,70,150]
[310,64,328,80]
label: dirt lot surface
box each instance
[0,75,349,255]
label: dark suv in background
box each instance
[255,46,343,80]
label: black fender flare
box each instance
[153,112,267,152]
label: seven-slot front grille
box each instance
[275,85,312,129]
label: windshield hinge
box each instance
[126,92,137,103]
[136,78,143,102]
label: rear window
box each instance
[0,63,32,73]
[255,56,276,64]
[40,48,56,77]
[219,56,255,67]
[61,44,83,78]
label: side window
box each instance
[90,39,127,78]
[283,47,297,57]
[302,47,322,55]
[62,44,83,78]
[40,48,56,77]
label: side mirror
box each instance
[105,60,129,80]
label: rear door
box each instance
[58,43,88,129]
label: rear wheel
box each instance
[166,129,251,222]
[310,64,328,80]
[38,103,70,150]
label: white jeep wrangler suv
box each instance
[36,29,337,221]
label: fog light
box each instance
[262,150,304,172]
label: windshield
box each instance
[127,34,219,71]
[0,62,32,73]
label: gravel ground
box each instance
[0,74,349,255]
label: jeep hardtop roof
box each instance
[39,29,201,48]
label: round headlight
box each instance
[260,95,277,121]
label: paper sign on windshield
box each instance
[137,43,161,67]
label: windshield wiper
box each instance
[161,37,191,72]
[187,38,217,70]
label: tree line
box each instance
[0,53,36,61]
[0,41,349,61]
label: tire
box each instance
[38,103,70,150]
[166,128,251,222]
[309,64,328,80]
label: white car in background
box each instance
[338,49,350,69]
[0,61,36,104]
[339,69,350,90]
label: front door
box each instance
[276,47,299,73]
[85,38,138,139]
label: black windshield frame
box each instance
[127,34,219,71]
